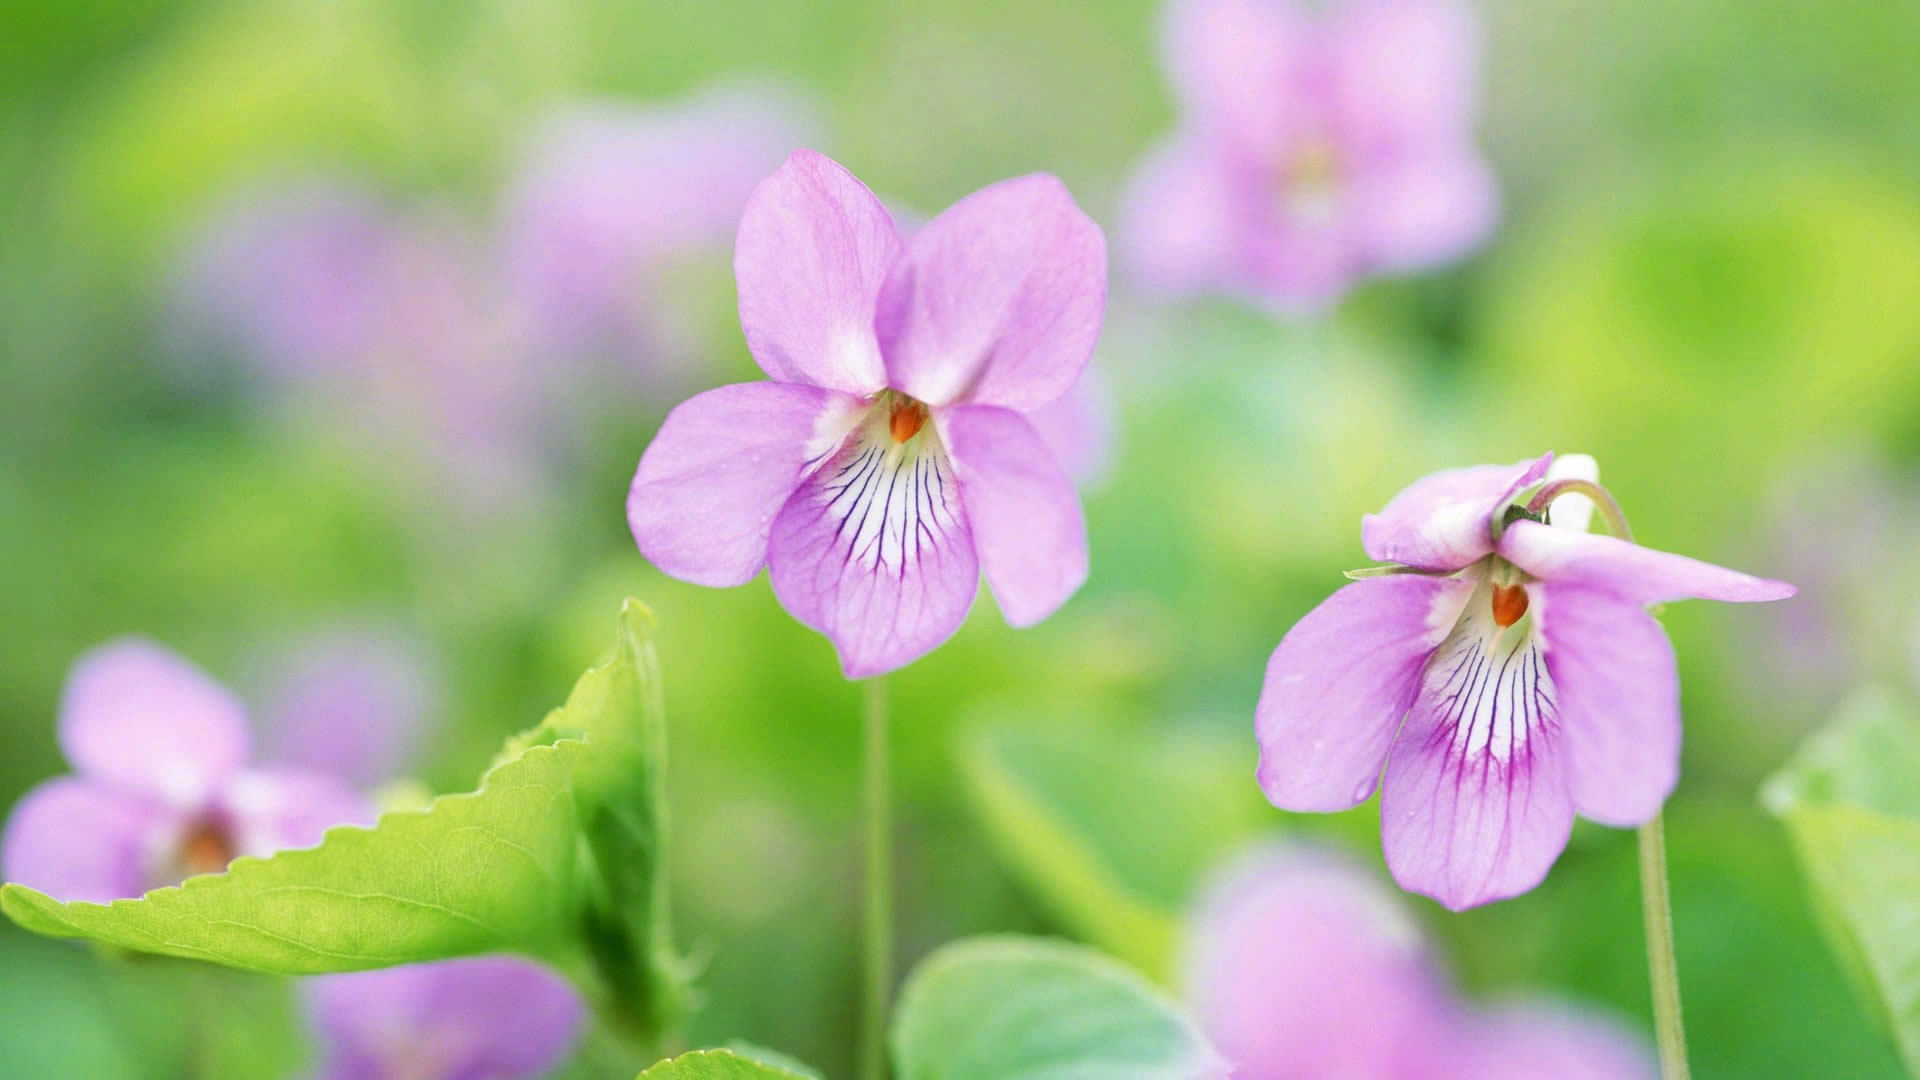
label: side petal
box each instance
[766,429,979,678]
[734,150,901,393]
[1257,575,1471,811]
[221,769,377,857]
[2,778,167,903]
[1120,135,1245,298]
[59,639,251,805]
[1361,454,1552,571]
[629,382,858,587]
[1347,151,1499,275]
[1498,520,1798,605]
[940,405,1088,628]
[1535,583,1680,827]
[1161,0,1315,162]
[877,174,1107,412]
[1453,1001,1658,1080]
[1380,604,1574,910]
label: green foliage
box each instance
[637,1049,818,1080]
[890,935,1220,1080]
[1,600,686,1046]
[1764,688,1920,1075]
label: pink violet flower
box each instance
[1255,453,1795,909]
[302,955,585,1080]
[627,150,1107,677]
[1189,845,1657,1079]
[1122,0,1499,311]
[2,639,373,903]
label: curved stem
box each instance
[1524,477,1633,541]
[1639,815,1691,1080]
[860,676,892,1080]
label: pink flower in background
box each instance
[303,955,584,1080]
[1256,454,1794,909]
[1,639,371,903]
[256,629,439,790]
[1189,846,1656,1079]
[628,150,1106,677]
[503,85,816,377]
[1123,0,1499,311]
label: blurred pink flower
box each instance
[2,639,371,903]
[628,151,1106,677]
[1123,0,1499,311]
[303,955,584,1080]
[1256,454,1793,908]
[256,628,439,790]
[1188,846,1657,1079]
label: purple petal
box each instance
[766,422,979,678]
[1186,846,1452,1078]
[939,405,1088,627]
[734,151,901,394]
[1380,597,1574,910]
[258,629,437,789]
[877,173,1107,411]
[304,955,585,1080]
[1349,151,1499,275]
[630,381,858,587]
[1326,0,1482,152]
[1120,137,1243,299]
[1454,1001,1658,1080]
[1257,575,1471,812]
[59,639,252,805]
[1161,0,1316,162]
[1361,453,1553,572]
[1498,521,1798,605]
[1535,583,1680,827]
[220,769,376,857]
[1,778,168,903]
[1026,365,1116,488]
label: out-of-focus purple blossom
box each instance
[302,955,585,1080]
[627,151,1106,677]
[1,639,372,903]
[1123,0,1499,312]
[1256,453,1794,909]
[1187,845,1657,1079]
[503,86,817,382]
[256,628,439,790]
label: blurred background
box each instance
[4,0,1919,1076]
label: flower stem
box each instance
[860,675,892,1080]
[1639,813,1690,1080]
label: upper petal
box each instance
[1541,452,1600,534]
[1451,1001,1658,1080]
[258,628,437,789]
[59,638,252,804]
[1161,0,1316,162]
[1535,583,1680,827]
[1380,592,1574,909]
[1361,453,1552,571]
[1498,520,1798,605]
[877,173,1107,411]
[766,420,980,678]
[1346,150,1499,275]
[1,777,167,903]
[940,405,1088,628]
[304,956,585,1080]
[629,381,857,587]
[1257,574,1471,811]
[1326,0,1482,152]
[1185,846,1453,1078]
[734,150,902,393]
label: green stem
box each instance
[860,676,892,1080]
[1639,815,1691,1080]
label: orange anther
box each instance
[889,401,926,443]
[1491,583,1530,628]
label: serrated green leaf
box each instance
[637,1048,816,1079]
[1764,687,1920,1075]
[2,599,686,1045]
[958,727,1271,980]
[890,935,1222,1080]
[719,1042,823,1079]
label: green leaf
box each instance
[718,1043,823,1079]
[890,935,1221,1080]
[958,727,1274,980]
[637,1049,816,1079]
[1763,687,1920,1075]
[2,599,686,1045]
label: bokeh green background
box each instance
[4,0,1919,1076]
